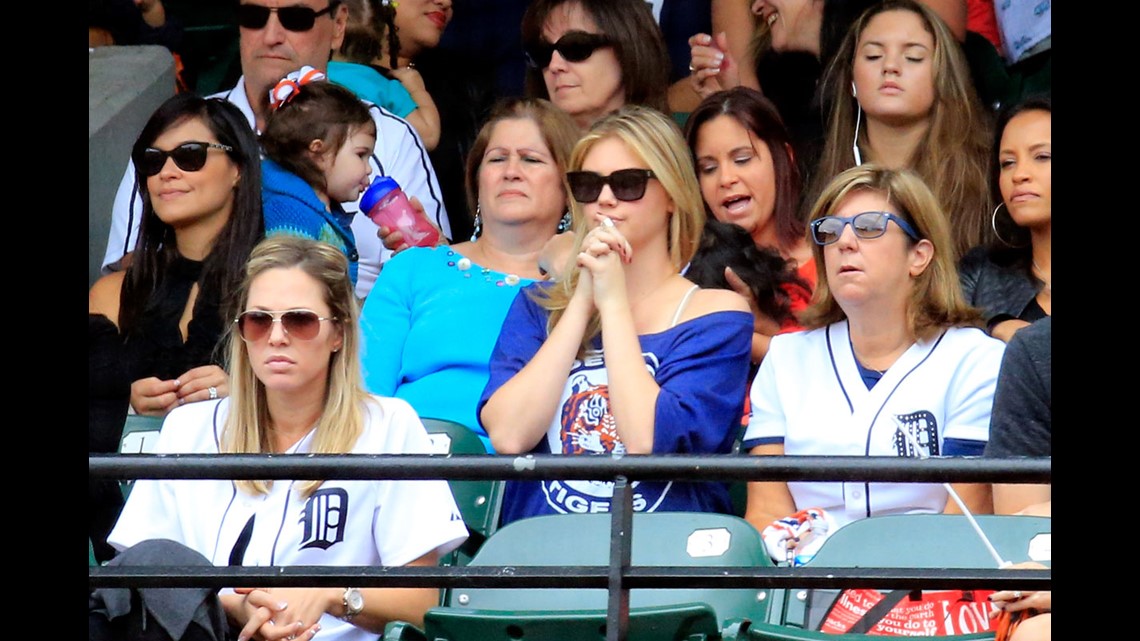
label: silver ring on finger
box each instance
[208,386,218,400]
[1012,591,1022,599]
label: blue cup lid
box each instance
[360,176,401,213]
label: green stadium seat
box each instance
[419,511,775,641]
[118,414,165,499]
[119,414,165,454]
[419,418,503,569]
[754,514,1051,640]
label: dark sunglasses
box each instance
[135,142,233,177]
[524,31,614,69]
[235,309,337,342]
[566,169,657,203]
[810,211,920,246]
[236,3,335,32]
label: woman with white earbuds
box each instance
[806,0,990,260]
[686,1,968,190]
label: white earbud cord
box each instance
[853,103,863,166]
[897,426,1010,569]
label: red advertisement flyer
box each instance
[819,589,999,636]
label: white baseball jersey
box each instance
[109,395,468,641]
[743,321,1005,529]
[101,76,451,300]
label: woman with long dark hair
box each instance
[958,95,1051,342]
[89,93,264,417]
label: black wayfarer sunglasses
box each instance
[566,169,657,203]
[134,142,233,177]
[524,31,614,69]
[236,3,336,32]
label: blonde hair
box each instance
[221,236,369,498]
[533,105,705,355]
[810,0,992,259]
[799,164,983,339]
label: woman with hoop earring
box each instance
[958,95,1051,343]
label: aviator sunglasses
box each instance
[235,309,337,342]
[810,211,921,246]
[524,31,614,69]
[236,2,336,32]
[135,142,233,177]
[567,169,656,203]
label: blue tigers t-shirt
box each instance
[477,284,752,526]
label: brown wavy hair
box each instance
[464,97,581,218]
[799,164,983,339]
[683,87,805,251]
[809,0,992,260]
[521,0,670,116]
[260,78,376,194]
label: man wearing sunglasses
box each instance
[101,0,451,299]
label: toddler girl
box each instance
[260,66,377,286]
[328,0,441,149]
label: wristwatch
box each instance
[341,587,364,621]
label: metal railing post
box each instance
[606,475,633,641]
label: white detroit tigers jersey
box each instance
[744,321,1005,529]
[109,395,468,641]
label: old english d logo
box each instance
[299,487,349,550]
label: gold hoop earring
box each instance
[991,202,1028,248]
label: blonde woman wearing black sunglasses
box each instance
[478,105,752,526]
[103,236,467,641]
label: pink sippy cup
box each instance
[361,176,441,248]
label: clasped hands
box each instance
[228,586,332,641]
[572,218,633,310]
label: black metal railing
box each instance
[89,454,1051,640]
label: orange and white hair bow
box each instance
[268,66,327,111]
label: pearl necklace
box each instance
[447,249,522,287]
[1032,261,1051,293]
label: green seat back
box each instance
[426,511,774,640]
[418,418,503,573]
[119,414,165,454]
[765,514,1051,638]
[805,514,1051,569]
[428,603,721,641]
[118,414,166,499]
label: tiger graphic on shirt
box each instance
[541,350,671,515]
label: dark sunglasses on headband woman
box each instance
[134,142,234,177]
[524,31,614,69]
[235,309,338,342]
[566,169,656,203]
[236,2,336,32]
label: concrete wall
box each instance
[89,46,175,287]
